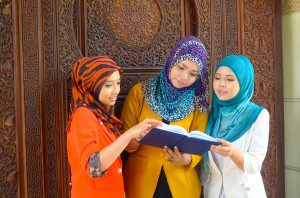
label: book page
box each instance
[156,123,188,136]
[189,130,217,141]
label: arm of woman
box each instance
[70,107,161,178]
[163,110,209,168]
[211,109,270,172]
[120,83,144,152]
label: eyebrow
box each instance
[180,62,199,73]
[105,78,121,83]
[215,72,236,77]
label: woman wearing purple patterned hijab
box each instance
[121,36,209,198]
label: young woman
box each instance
[201,55,269,198]
[120,36,210,198]
[67,56,161,198]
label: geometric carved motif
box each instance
[0,0,18,197]
[21,0,44,197]
[43,0,58,197]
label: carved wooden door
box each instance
[0,0,284,197]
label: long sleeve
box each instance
[120,83,144,132]
[69,107,104,170]
[243,108,270,174]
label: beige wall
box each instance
[282,1,300,197]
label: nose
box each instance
[219,80,226,87]
[113,83,120,94]
[180,71,189,83]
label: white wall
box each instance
[282,7,300,198]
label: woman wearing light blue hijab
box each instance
[201,55,269,198]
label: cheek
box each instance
[229,83,240,97]
[169,68,177,82]
[213,80,218,91]
[186,76,197,86]
[98,89,109,101]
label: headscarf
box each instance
[142,35,209,122]
[203,55,264,169]
[68,56,123,133]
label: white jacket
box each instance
[201,109,270,198]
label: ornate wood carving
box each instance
[86,0,181,69]
[1,0,283,197]
[0,0,18,197]
[43,0,58,197]
[57,0,82,196]
[21,1,44,197]
[243,1,281,197]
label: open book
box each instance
[139,123,221,156]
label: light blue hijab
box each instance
[206,55,264,142]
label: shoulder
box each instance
[193,108,209,119]
[256,108,270,121]
[72,106,98,122]
[127,82,144,100]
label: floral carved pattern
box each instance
[87,0,181,69]
[0,0,17,197]
[243,0,278,197]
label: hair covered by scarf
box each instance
[68,56,123,133]
[203,55,264,169]
[142,35,209,122]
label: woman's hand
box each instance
[126,119,162,141]
[210,138,234,157]
[210,138,245,171]
[164,146,192,166]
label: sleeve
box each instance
[69,107,106,171]
[120,83,144,132]
[187,110,209,169]
[243,109,270,174]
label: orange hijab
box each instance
[68,56,123,133]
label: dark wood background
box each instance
[0,0,284,197]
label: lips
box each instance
[109,96,118,101]
[176,79,185,86]
[217,90,227,95]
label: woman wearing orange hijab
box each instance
[67,56,161,198]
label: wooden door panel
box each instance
[0,0,284,197]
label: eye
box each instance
[214,76,220,80]
[177,64,184,70]
[227,78,235,82]
[104,84,112,88]
[190,73,198,77]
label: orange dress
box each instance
[67,107,124,198]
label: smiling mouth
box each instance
[110,97,118,101]
[217,90,227,95]
[176,79,185,86]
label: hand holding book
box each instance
[139,123,221,156]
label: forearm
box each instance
[230,148,244,171]
[99,132,132,170]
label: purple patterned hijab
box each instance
[142,35,209,121]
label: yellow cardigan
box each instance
[120,83,208,198]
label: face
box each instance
[98,71,121,106]
[170,60,199,88]
[213,66,240,101]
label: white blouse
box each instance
[201,108,270,198]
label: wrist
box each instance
[184,154,192,166]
